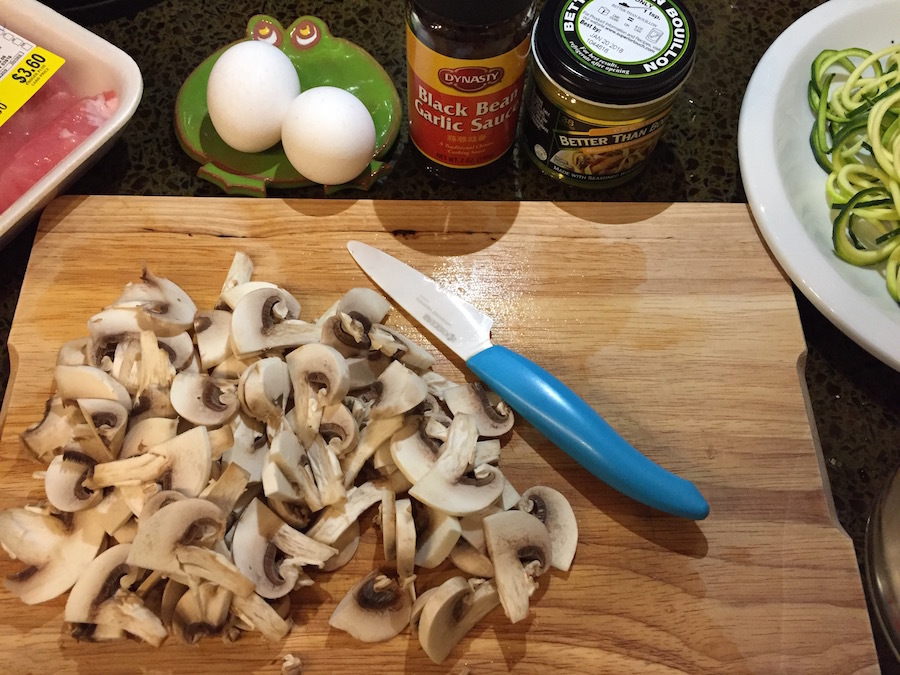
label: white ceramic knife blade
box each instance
[347,240,709,520]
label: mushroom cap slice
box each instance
[169,371,239,427]
[194,309,233,370]
[217,251,254,306]
[221,412,268,483]
[157,331,196,372]
[171,582,233,644]
[413,504,461,569]
[55,365,132,412]
[336,287,392,325]
[119,417,178,459]
[443,382,514,437]
[320,311,372,357]
[328,570,412,642]
[232,499,336,599]
[418,577,501,664]
[285,342,351,437]
[483,509,552,624]
[370,360,428,419]
[319,403,359,456]
[86,307,143,367]
[20,395,79,463]
[45,451,101,512]
[108,267,198,338]
[321,519,360,572]
[517,486,579,572]
[76,397,129,459]
[390,415,442,484]
[0,508,107,605]
[152,425,213,498]
[65,542,137,623]
[395,498,416,581]
[238,356,291,426]
[448,538,494,578]
[127,498,225,576]
[369,323,435,371]
[408,413,504,517]
[231,287,319,357]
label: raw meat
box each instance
[0,75,118,215]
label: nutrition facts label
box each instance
[0,25,65,129]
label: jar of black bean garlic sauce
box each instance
[406,0,537,184]
[523,0,697,188]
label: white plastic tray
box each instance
[0,0,142,248]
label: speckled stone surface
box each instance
[2,0,899,669]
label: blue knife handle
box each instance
[466,345,710,520]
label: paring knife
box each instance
[347,241,710,521]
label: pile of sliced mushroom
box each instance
[0,252,578,664]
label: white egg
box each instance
[281,86,377,185]
[206,40,300,153]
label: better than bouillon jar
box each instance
[523,0,697,188]
[406,0,537,183]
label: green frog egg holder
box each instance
[175,15,402,196]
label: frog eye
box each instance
[290,20,321,51]
[251,19,283,47]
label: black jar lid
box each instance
[412,0,534,25]
[534,0,697,105]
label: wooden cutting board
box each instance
[0,196,879,673]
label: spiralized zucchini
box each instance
[808,45,900,300]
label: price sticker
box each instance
[0,25,65,129]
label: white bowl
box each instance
[0,0,142,248]
[738,0,900,371]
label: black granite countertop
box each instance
[2,0,899,670]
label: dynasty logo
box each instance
[438,66,504,93]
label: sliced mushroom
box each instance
[345,352,392,390]
[306,435,346,506]
[516,486,578,572]
[169,371,239,427]
[320,311,372,357]
[230,589,292,641]
[108,267,198,338]
[76,397,129,460]
[86,307,143,368]
[369,360,428,419]
[194,309,233,370]
[171,581,232,644]
[417,576,501,664]
[340,414,404,489]
[265,420,322,511]
[237,356,291,426]
[443,382,514,437]
[395,498,416,581]
[57,336,91,366]
[369,323,435,371]
[318,403,359,456]
[64,542,167,646]
[221,413,268,483]
[321,519,360,572]
[448,538,494,578]
[408,413,504,517]
[219,280,278,311]
[328,570,412,642]
[305,482,383,546]
[285,342,351,443]
[380,489,397,561]
[216,251,254,307]
[0,508,107,605]
[157,331,196,372]
[336,287,392,325]
[231,287,319,357]
[130,385,177,425]
[232,498,336,598]
[200,462,251,515]
[482,509,552,623]
[390,415,442,484]
[413,504,461,569]
[119,417,178,459]
[45,451,101,512]
[151,425,213,498]
[127,498,253,599]
[20,396,80,463]
[55,365,132,412]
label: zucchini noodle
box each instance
[808,44,900,300]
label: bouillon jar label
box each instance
[406,26,530,169]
